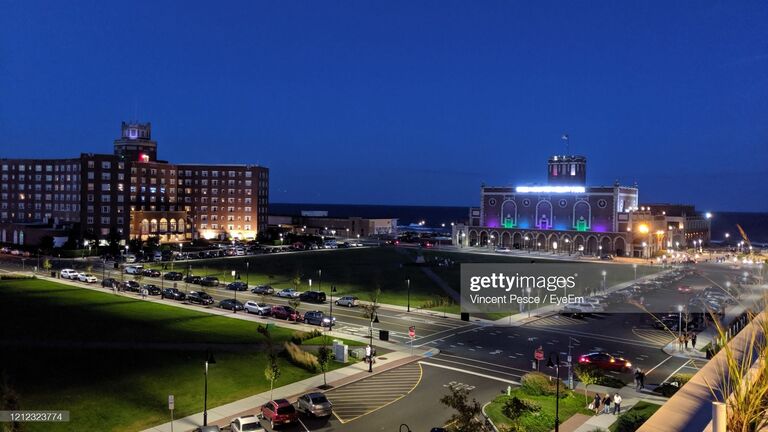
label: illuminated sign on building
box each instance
[515,186,586,194]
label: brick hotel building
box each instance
[0,122,268,246]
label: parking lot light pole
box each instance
[246,261,250,288]
[368,313,379,373]
[329,285,336,327]
[203,351,216,426]
[601,270,607,294]
[546,353,561,432]
[406,279,411,312]
[231,270,238,313]
[633,263,638,281]
[677,305,683,342]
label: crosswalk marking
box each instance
[632,329,676,347]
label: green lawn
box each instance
[486,388,594,432]
[0,278,351,432]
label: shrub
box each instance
[0,274,34,280]
[654,373,693,397]
[501,396,541,419]
[283,342,319,372]
[289,329,322,345]
[614,410,653,432]
[520,372,563,396]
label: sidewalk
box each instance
[141,350,432,432]
[569,383,667,432]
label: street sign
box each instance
[534,347,544,361]
[168,395,174,410]
[409,326,416,338]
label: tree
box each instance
[42,259,52,272]
[288,297,301,314]
[574,365,600,404]
[317,345,333,387]
[291,273,301,291]
[264,353,281,401]
[440,384,487,432]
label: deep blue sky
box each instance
[2,1,767,211]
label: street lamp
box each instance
[203,351,216,426]
[633,264,638,281]
[546,353,562,432]
[601,270,607,293]
[526,286,532,317]
[553,241,558,255]
[406,279,411,312]
[368,312,380,373]
[564,238,570,255]
[329,285,337,326]
[642,242,647,259]
[231,270,238,313]
[524,236,530,251]
[677,305,683,342]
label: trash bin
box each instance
[51,271,57,278]
[379,330,389,341]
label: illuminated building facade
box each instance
[0,122,268,246]
[454,155,640,256]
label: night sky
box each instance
[1,1,767,211]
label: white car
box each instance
[276,288,300,298]
[562,302,603,315]
[495,246,512,253]
[230,415,264,432]
[78,273,98,283]
[124,254,137,263]
[60,269,80,279]
[124,265,143,275]
[235,248,246,256]
[244,301,272,315]
[335,296,359,307]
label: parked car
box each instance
[299,291,326,303]
[227,281,249,291]
[335,296,359,307]
[60,269,79,279]
[163,271,184,281]
[200,276,219,287]
[142,284,162,295]
[101,278,118,288]
[303,311,336,327]
[124,254,137,263]
[122,280,141,292]
[252,285,274,295]
[561,302,603,316]
[260,399,298,429]
[276,288,300,299]
[184,275,202,284]
[677,285,692,293]
[599,254,614,261]
[296,392,333,417]
[219,298,245,311]
[230,415,264,432]
[188,291,215,305]
[161,287,186,300]
[78,273,98,283]
[124,265,143,275]
[578,352,632,372]
[494,246,512,253]
[142,268,161,278]
[271,305,302,321]
[244,301,271,316]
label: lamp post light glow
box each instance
[552,241,558,255]
[677,305,684,341]
[633,263,638,280]
[601,270,607,293]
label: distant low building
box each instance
[268,214,397,237]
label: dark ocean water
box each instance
[270,203,768,244]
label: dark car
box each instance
[227,281,249,291]
[122,280,141,292]
[101,278,118,289]
[271,305,302,321]
[164,271,184,281]
[251,285,274,295]
[142,284,162,295]
[299,291,326,303]
[219,299,245,311]
[188,291,215,305]
[184,275,202,284]
[303,311,336,327]
[161,287,186,300]
[260,399,298,429]
[200,276,219,287]
[142,268,161,278]
[578,352,632,372]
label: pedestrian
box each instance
[141,288,147,299]
[613,393,622,415]
[602,393,612,414]
[678,334,685,351]
[691,333,697,349]
[684,333,690,350]
[639,370,645,389]
[634,368,642,390]
[592,393,602,415]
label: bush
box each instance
[520,372,564,396]
[283,342,320,372]
[614,410,652,432]
[289,329,322,345]
[0,274,34,280]
[654,374,693,397]
[502,396,541,419]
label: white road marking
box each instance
[420,361,520,385]
[644,355,674,376]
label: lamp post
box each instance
[524,236,530,252]
[642,242,647,259]
[406,279,411,312]
[553,241,558,255]
[677,305,683,342]
[203,351,216,426]
[601,270,607,294]
[318,269,322,293]
[368,312,379,373]
[633,263,638,281]
[565,238,570,255]
[231,270,237,313]
[526,286,532,317]
[546,353,562,432]
[329,285,337,327]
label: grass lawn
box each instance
[609,401,662,432]
[302,335,366,346]
[0,278,351,432]
[486,388,593,432]
[147,248,454,310]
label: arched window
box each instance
[177,219,185,233]
[169,219,177,232]
[141,219,149,235]
[150,219,158,233]
[159,218,168,233]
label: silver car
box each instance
[244,301,272,316]
[335,296,359,307]
[297,392,332,417]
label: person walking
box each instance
[602,393,612,414]
[613,393,622,415]
[634,368,642,390]
[684,333,690,350]
[592,393,602,415]
[639,369,646,389]
[691,332,697,349]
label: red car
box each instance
[271,305,302,322]
[260,399,298,428]
[578,352,632,372]
[677,285,692,293]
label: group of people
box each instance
[592,392,623,415]
[677,331,698,351]
[633,367,646,390]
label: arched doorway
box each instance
[614,237,627,257]
[501,232,512,247]
[479,231,489,247]
[586,235,598,255]
[469,230,478,246]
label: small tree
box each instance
[42,259,52,272]
[317,345,333,387]
[291,273,302,291]
[265,353,281,401]
[133,272,144,285]
[574,365,600,404]
[440,385,487,432]
[288,297,301,314]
